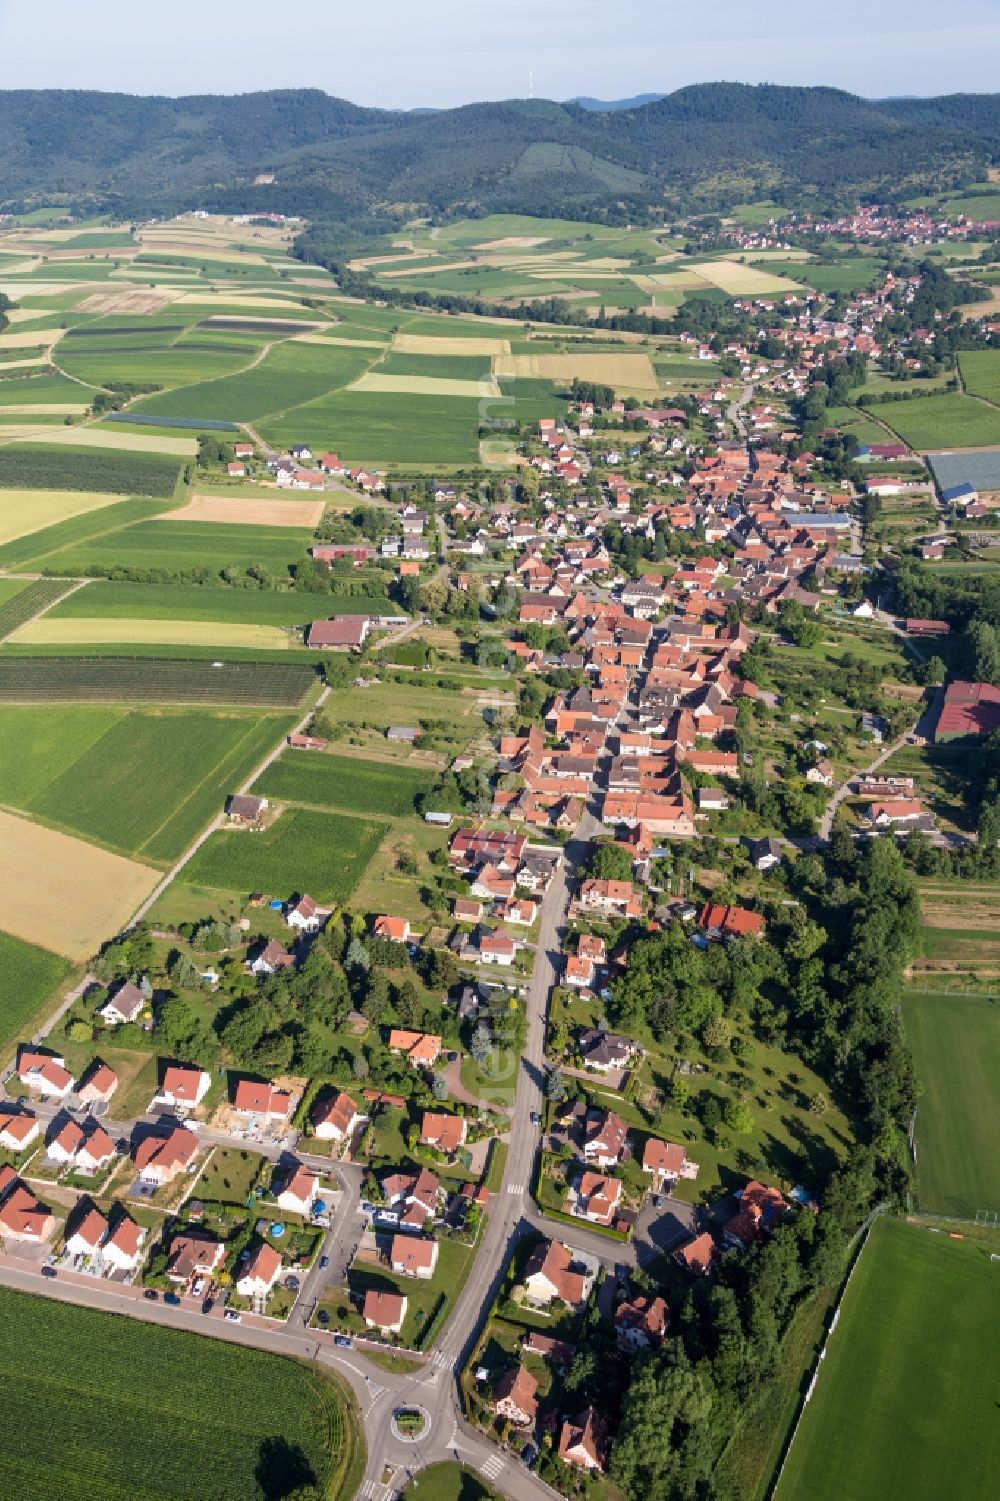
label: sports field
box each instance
[776,1218,1000,1501]
[0,1286,357,1501]
[904,989,1000,1217]
[185,805,387,904]
[0,807,158,959]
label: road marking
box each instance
[507,1184,524,1195]
[361,1482,388,1500]
[481,1455,504,1479]
[431,1349,454,1369]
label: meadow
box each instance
[0,930,71,1054]
[184,805,388,904]
[904,988,1000,1217]
[775,1219,1000,1501]
[876,392,1000,451]
[0,706,295,862]
[0,1287,354,1501]
[958,349,1000,405]
[256,751,437,817]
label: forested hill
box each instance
[2,82,1000,221]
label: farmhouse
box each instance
[226,794,268,824]
[364,1288,408,1333]
[306,616,370,651]
[389,1234,439,1278]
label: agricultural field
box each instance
[876,393,1000,451]
[904,988,1000,1217]
[0,930,71,1054]
[775,1219,1000,1501]
[161,494,326,527]
[256,751,438,817]
[0,1286,357,1501]
[260,389,485,465]
[958,349,1000,405]
[0,807,159,959]
[0,705,295,862]
[48,581,374,627]
[184,806,388,905]
[0,448,181,496]
[0,578,75,637]
[11,618,298,651]
[0,488,133,548]
[0,655,315,705]
[33,516,315,579]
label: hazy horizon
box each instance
[1,0,998,108]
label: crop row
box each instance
[0,579,77,639]
[0,450,182,497]
[0,656,316,705]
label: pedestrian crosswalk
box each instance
[360,1481,388,1501]
[481,1455,504,1481]
[507,1183,525,1195]
[430,1349,454,1370]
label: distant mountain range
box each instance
[1,83,998,222]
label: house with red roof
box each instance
[493,1364,539,1428]
[558,1408,609,1472]
[312,1090,363,1143]
[236,1242,283,1298]
[364,1288,408,1333]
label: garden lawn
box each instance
[197,1146,267,1207]
[0,1285,356,1501]
[0,931,70,1054]
[775,1219,1000,1501]
[256,752,437,817]
[185,806,388,905]
[904,989,1000,1217]
[405,1464,503,1501]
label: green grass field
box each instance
[877,393,1000,450]
[38,519,314,578]
[0,706,294,862]
[48,581,387,626]
[136,341,375,422]
[185,805,388,903]
[260,390,483,465]
[958,350,1000,405]
[0,1286,355,1501]
[775,1218,1000,1501]
[904,989,1000,1217]
[256,752,437,817]
[0,931,70,1054]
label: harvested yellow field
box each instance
[174,292,314,310]
[494,351,658,392]
[294,333,386,349]
[473,236,550,250]
[393,333,511,357]
[734,248,814,262]
[75,289,178,314]
[0,808,159,961]
[42,427,197,457]
[0,326,65,348]
[350,370,502,398]
[163,494,326,527]
[12,617,293,651]
[0,489,123,546]
[0,423,72,441]
[690,260,804,295]
[0,403,89,416]
[0,357,50,371]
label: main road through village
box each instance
[0,797,614,1501]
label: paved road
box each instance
[817,714,923,840]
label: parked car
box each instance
[202,1298,214,1314]
[319,1255,330,1270]
[164,1293,181,1306]
[333,1334,353,1348]
[143,1289,158,1301]
[318,1309,330,1325]
[285,1275,301,1292]
[521,1444,539,1468]
[224,1309,241,1323]
[41,1265,57,1279]
[360,1201,375,1215]
[530,1111,541,1125]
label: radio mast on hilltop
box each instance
[528,68,534,100]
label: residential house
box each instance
[697,903,766,941]
[236,1242,283,1298]
[156,1065,211,1109]
[132,1127,199,1185]
[577,1029,637,1073]
[97,980,146,1026]
[558,1408,609,1472]
[374,916,411,944]
[65,1206,109,1259]
[232,1079,293,1125]
[102,1215,146,1273]
[77,1062,118,1107]
[0,1166,54,1242]
[387,1030,442,1068]
[18,1050,74,1101]
[286,895,322,934]
[364,1288,408,1333]
[492,1365,539,1428]
[389,1234,439,1278]
[274,1163,319,1217]
[0,1109,40,1154]
[582,1109,628,1168]
[419,1112,468,1155]
[312,1090,362,1143]
[249,938,296,976]
[382,1168,441,1229]
[569,1170,622,1227]
[642,1138,691,1190]
[748,838,783,872]
[616,1294,669,1351]
[522,1238,586,1308]
[166,1232,226,1285]
[723,1181,790,1249]
[673,1230,719,1277]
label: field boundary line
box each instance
[767,1202,888,1501]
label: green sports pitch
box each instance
[776,1217,1000,1501]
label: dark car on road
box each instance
[41,1265,57,1279]
[164,1292,181,1306]
[143,1289,158,1301]
[319,1255,330,1270]
[333,1334,352,1348]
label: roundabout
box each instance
[391,1405,431,1443]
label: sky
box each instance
[1,0,998,107]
